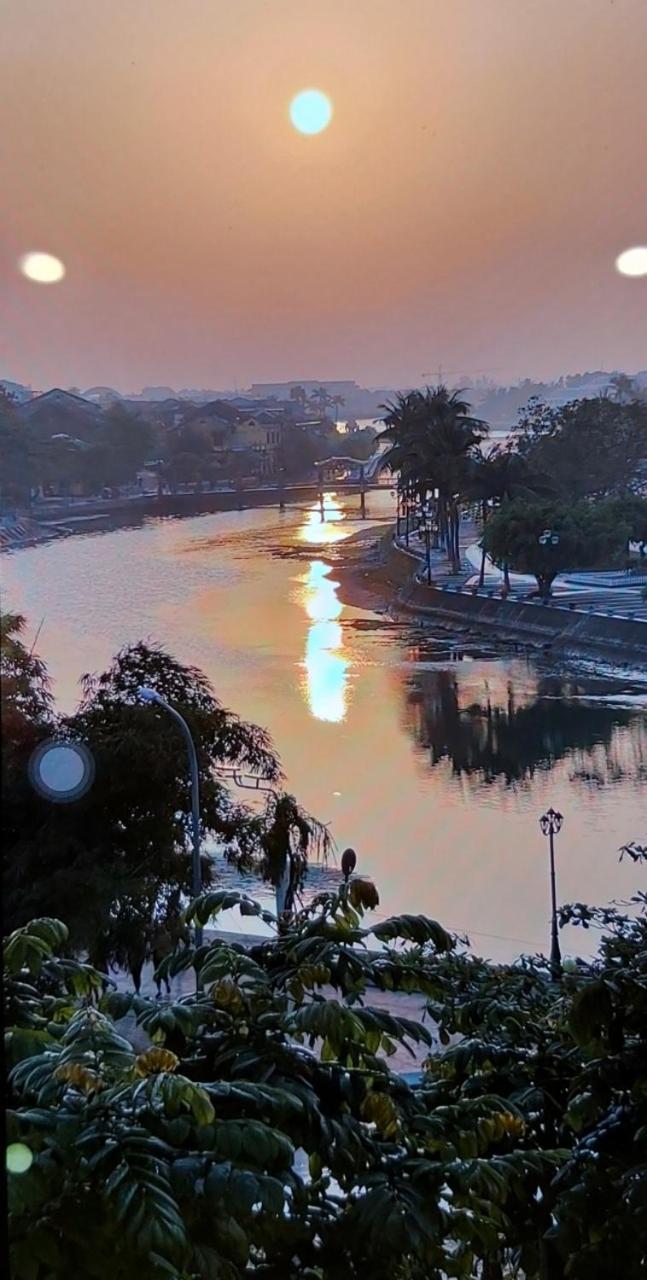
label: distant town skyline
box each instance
[2,0,646,390]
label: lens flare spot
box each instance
[6,1143,34,1174]
[289,90,333,135]
[615,246,647,278]
[19,251,66,284]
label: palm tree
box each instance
[379,386,487,573]
[607,373,636,404]
[331,394,345,425]
[289,385,307,411]
[310,386,333,420]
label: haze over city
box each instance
[2,0,646,392]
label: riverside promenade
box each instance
[333,521,647,663]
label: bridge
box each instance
[313,443,392,485]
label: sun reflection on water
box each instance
[298,493,347,545]
[299,497,350,723]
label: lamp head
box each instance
[341,847,357,880]
[540,808,564,836]
[137,686,164,705]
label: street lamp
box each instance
[538,529,560,547]
[137,687,203,948]
[539,808,564,980]
[538,529,560,600]
[421,504,433,583]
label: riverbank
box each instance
[333,524,647,665]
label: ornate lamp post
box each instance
[537,529,560,600]
[539,808,564,980]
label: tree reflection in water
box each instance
[404,667,647,787]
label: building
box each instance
[226,413,284,476]
[250,380,360,399]
[16,389,103,439]
[0,379,33,404]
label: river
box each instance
[3,491,646,962]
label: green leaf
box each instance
[370,914,455,951]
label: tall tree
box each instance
[289,384,308,410]
[309,386,333,420]
[1,634,325,980]
[331,394,345,422]
[482,498,629,597]
[516,395,647,499]
[379,386,487,573]
[467,445,554,585]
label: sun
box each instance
[289,89,333,136]
[19,251,66,284]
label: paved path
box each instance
[398,530,647,622]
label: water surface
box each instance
[4,492,645,961]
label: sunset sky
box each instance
[2,0,646,392]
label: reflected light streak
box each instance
[299,494,347,546]
[300,556,349,723]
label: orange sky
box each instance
[2,0,646,391]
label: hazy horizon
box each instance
[2,0,646,391]
[5,367,647,401]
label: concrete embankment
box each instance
[350,534,647,664]
[398,580,647,662]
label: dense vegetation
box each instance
[5,860,646,1279]
[379,383,647,590]
[1,614,328,985]
[0,393,155,505]
[481,497,646,597]
[3,606,646,1276]
[379,387,488,573]
[0,387,377,506]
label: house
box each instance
[16,389,103,441]
[227,414,284,476]
[0,379,32,404]
[124,398,194,430]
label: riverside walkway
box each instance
[397,525,647,623]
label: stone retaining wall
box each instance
[385,540,647,662]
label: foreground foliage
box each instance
[1,621,328,981]
[5,872,646,1279]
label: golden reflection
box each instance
[298,493,347,546]
[300,556,349,724]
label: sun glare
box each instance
[19,251,66,284]
[615,246,647,278]
[289,89,333,135]
[298,495,346,545]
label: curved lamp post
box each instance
[539,808,563,980]
[138,687,203,948]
